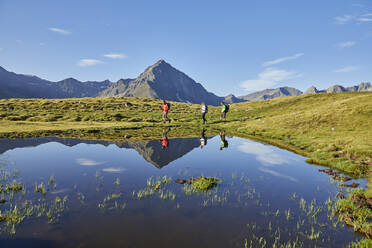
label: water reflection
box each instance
[200,128,207,149]
[160,128,170,150]
[219,131,228,150]
[0,136,202,169]
[0,136,368,247]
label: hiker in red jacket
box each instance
[160,128,170,150]
[161,100,171,123]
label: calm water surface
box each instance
[0,135,367,247]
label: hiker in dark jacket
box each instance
[200,102,208,124]
[220,101,229,121]
[161,100,170,123]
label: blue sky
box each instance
[0,0,371,96]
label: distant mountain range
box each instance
[0,60,371,104]
[304,83,372,94]
[0,66,111,98]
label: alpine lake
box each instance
[0,130,367,248]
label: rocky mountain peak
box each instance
[304,86,319,94]
[326,85,346,93]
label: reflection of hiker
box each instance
[220,101,229,121]
[160,128,170,150]
[200,128,207,148]
[219,131,228,150]
[200,102,208,124]
[161,100,171,123]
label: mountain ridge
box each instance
[1,62,371,103]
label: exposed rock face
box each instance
[239,87,303,101]
[304,86,319,94]
[326,85,347,93]
[357,82,372,92]
[99,60,224,105]
[223,94,246,104]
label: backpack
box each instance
[167,102,171,110]
[225,104,230,113]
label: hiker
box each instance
[220,101,229,121]
[160,128,170,150]
[161,100,171,123]
[200,102,208,124]
[219,131,228,150]
[200,128,207,148]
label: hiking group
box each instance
[160,100,229,124]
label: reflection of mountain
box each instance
[0,137,202,168]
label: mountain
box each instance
[223,94,246,104]
[99,60,224,105]
[0,136,202,168]
[305,83,371,94]
[1,62,371,103]
[326,85,346,93]
[54,78,112,98]
[238,87,303,101]
[304,86,325,94]
[0,66,111,99]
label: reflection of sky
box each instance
[237,141,291,165]
[102,167,126,173]
[238,141,299,182]
[76,158,105,166]
[259,167,298,182]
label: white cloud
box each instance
[238,141,299,182]
[262,53,304,67]
[76,158,105,166]
[102,167,126,173]
[238,141,290,165]
[363,13,372,16]
[103,53,127,59]
[240,67,302,91]
[259,167,298,182]
[333,66,359,73]
[16,40,23,44]
[334,15,353,24]
[77,59,104,67]
[358,17,372,22]
[336,41,356,49]
[48,27,71,35]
